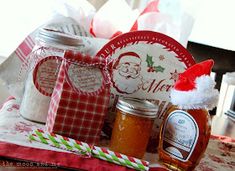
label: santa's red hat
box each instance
[171,59,219,110]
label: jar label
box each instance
[33,56,62,96]
[66,64,104,94]
[162,110,199,161]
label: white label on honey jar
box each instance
[162,110,199,161]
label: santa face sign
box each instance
[96,31,195,141]
[112,52,142,94]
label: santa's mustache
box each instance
[119,71,140,79]
[125,75,138,79]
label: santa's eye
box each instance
[129,68,139,75]
[131,64,140,71]
[120,65,129,73]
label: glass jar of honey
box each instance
[109,98,158,159]
[158,105,211,171]
[158,60,219,171]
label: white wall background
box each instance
[1,0,234,59]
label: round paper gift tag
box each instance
[33,56,62,96]
[65,62,105,95]
[96,31,195,143]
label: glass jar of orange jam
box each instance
[109,98,158,159]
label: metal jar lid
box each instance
[38,28,84,47]
[116,98,158,119]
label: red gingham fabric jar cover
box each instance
[46,51,111,144]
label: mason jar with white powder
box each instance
[20,28,91,123]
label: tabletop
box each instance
[0,98,234,171]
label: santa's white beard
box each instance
[112,70,143,94]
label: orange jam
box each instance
[110,98,158,158]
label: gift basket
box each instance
[0,0,234,171]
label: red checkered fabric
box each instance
[46,51,110,144]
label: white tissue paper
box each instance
[0,0,197,105]
[91,0,198,46]
[91,0,139,39]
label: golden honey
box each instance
[110,98,158,158]
[158,106,211,171]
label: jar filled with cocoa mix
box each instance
[20,28,90,123]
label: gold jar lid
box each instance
[116,97,158,119]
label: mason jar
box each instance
[109,97,158,158]
[20,28,90,123]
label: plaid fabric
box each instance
[46,51,110,144]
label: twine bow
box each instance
[60,50,111,95]
[20,47,111,96]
